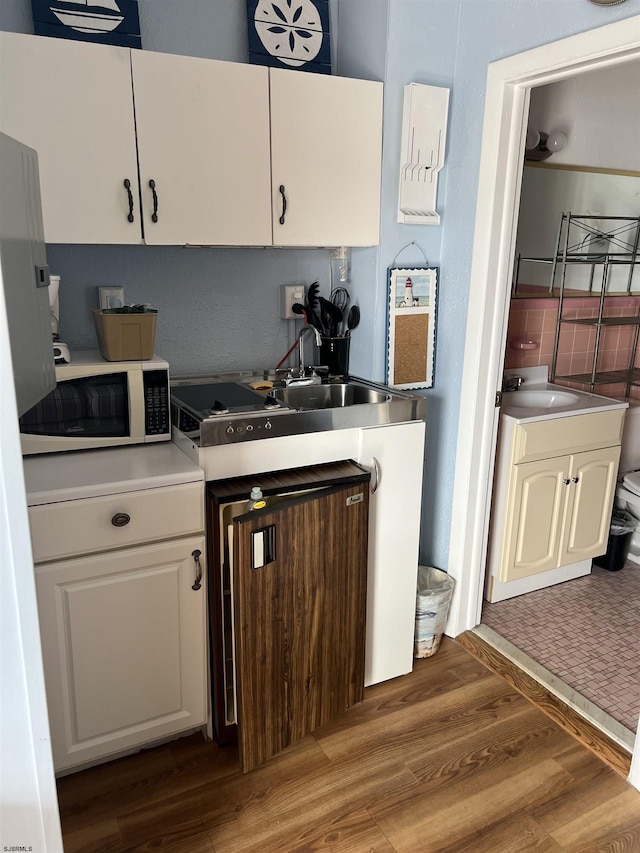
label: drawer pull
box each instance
[149,178,159,223]
[192,549,203,591]
[111,512,131,527]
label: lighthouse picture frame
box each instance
[386,266,438,389]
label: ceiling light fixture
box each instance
[588,0,629,6]
[524,128,567,162]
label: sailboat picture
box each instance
[49,0,124,34]
[32,0,141,47]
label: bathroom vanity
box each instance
[486,376,627,602]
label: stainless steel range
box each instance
[170,376,293,446]
[170,371,426,447]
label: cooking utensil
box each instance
[330,287,350,334]
[305,281,323,331]
[330,286,350,314]
[346,304,360,335]
[318,296,343,337]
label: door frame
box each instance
[446,16,640,788]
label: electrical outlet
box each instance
[99,287,125,310]
[281,284,306,320]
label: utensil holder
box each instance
[319,336,350,376]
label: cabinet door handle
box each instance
[371,456,381,494]
[123,179,135,223]
[149,179,159,223]
[563,478,571,486]
[191,549,203,591]
[278,184,287,225]
[572,476,580,484]
[111,512,131,527]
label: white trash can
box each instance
[414,566,454,658]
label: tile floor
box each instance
[482,562,640,733]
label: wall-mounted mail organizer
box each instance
[397,83,450,225]
[386,266,438,390]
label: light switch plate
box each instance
[99,286,125,310]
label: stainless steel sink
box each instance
[171,371,427,446]
[271,382,391,409]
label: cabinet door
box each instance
[233,483,368,773]
[0,33,140,244]
[270,68,383,247]
[359,421,425,686]
[36,537,206,772]
[559,445,620,566]
[131,51,272,246]
[501,457,570,583]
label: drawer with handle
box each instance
[29,482,204,564]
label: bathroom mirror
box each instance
[513,163,640,295]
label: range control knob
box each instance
[264,419,272,431]
[226,425,234,435]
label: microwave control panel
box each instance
[143,370,170,436]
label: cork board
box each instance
[387,267,438,389]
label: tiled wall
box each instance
[505,295,640,401]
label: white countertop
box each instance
[501,367,628,424]
[502,382,628,423]
[23,441,204,506]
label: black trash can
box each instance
[593,509,635,572]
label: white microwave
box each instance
[19,350,171,455]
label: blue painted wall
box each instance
[2,0,639,572]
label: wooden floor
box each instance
[57,638,640,853]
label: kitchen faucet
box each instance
[291,324,323,384]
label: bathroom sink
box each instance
[271,382,391,409]
[506,389,581,408]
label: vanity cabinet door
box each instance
[0,32,140,244]
[269,68,383,247]
[131,51,272,246]
[501,457,570,583]
[35,537,206,772]
[559,446,620,566]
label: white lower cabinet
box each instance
[486,408,624,602]
[35,537,206,772]
[359,420,425,686]
[24,445,208,773]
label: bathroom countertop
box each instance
[502,382,628,424]
[501,366,628,424]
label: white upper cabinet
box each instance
[0,33,383,247]
[270,68,383,247]
[131,51,272,246]
[0,32,140,245]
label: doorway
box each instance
[447,17,640,787]
[481,59,640,743]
